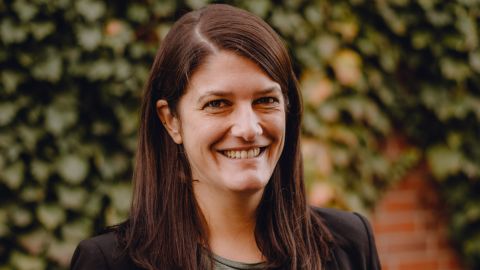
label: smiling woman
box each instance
[71,4,381,270]
[159,51,286,195]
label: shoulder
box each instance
[71,231,138,270]
[312,207,381,270]
[313,207,371,247]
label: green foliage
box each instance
[0,0,145,268]
[0,0,478,269]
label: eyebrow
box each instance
[197,86,282,104]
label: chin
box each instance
[226,176,269,194]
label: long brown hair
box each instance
[121,4,332,269]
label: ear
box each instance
[156,99,182,144]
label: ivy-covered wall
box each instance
[0,0,478,269]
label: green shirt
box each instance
[212,253,266,270]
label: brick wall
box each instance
[371,166,464,270]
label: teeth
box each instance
[223,148,262,159]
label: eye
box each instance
[203,99,229,109]
[254,96,280,105]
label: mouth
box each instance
[220,147,266,159]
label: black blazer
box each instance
[70,208,381,269]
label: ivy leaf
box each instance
[86,59,113,81]
[30,159,51,184]
[127,3,150,23]
[411,30,432,49]
[107,183,132,212]
[36,204,65,230]
[74,0,105,22]
[30,22,55,41]
[20,185,45,203]
[17,125,43,152]
[1,70,24,94]
[304,3,324,25]
[61,219,92,242]
[315,35,339,62]
[0,103,18,126]
[465,234,480,261]
[469,50,480,73]
[376,1,406,35]
[440,57,471,81]
[455,12,478,50]
[105,205,127,226]
[81,192,103,217]
[47,239,77,267]
[427,146,463,180]
[0,209,9,236]
[76,25,102,51]
[1,161,24,190]
[328,125,358,148]
[95,153,129,180]
[104,20,134,54]
[114,59,132,81]
[31,53,63,82]
[185,0,210,10]
[56,155,89,185]
[57,185,87,210]
[153,0,177,17]
[9,251,46,270]
[242,0,271,18]
[18,229,50,255]
[12,0,38,21]
[418,0,435,10]
[44,104,77,136]
[114,105,138,135]
[270,8,304,37]
[426,9,452,27]
[129,42,149,59]
[0,222,9,237]
[331,49,362,86]
[465,202,480,222]
[9,205,32,227]
[0,19,28,44]
[317,103,340,124]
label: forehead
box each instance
[183,51,281,98]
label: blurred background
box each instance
[0,0,479,269]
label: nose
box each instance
[230,106,263,141]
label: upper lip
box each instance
[218,145,267,151]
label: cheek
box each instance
[261,113,286,159]
[265,112,286,137]
[180,118,224,151]
[273,113,286,146]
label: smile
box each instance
[221,147,264,159]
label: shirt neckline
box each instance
[211,252,266,269]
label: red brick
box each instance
[395,176,424,191]
[381,263,391,270]
[398,258,439,270]
[380,196,418,212]
[439,254,462,269]
[372,165,464,270]
[373,212,420,233]
[389,237,427,253]
[375,220,416,234]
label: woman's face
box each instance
[174,51,286,194]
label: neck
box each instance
[193,183,265,263]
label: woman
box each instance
[71,4,381,270]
